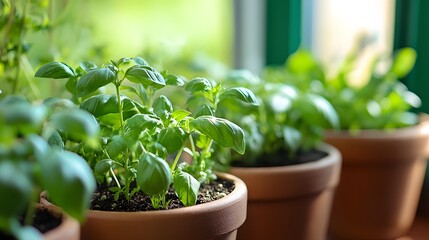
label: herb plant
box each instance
[34,57,257,208]
[0,95,97,240]
[270,43,421,131]
[217,69,339,166]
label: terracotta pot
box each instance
[81,172,247,240]
[325,120,429,239]
[38,198,80,240]
[229,144,341,240]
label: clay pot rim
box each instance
[37,201,80,240]
[326,119,429,140]
[231,143,340,175]
[87,172,246,218]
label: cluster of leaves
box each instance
[217,69,339,165]
[267,44,420,131]
[0,0,50,96]
[35,57,257,208]
[0,95,97,240]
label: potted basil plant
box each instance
[0,95,97,240]
[216,69,342,240]
[35,57,257,240]
[281,44,429,239]
[323,47,429,240]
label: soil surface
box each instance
[233,148,328,167]
[0,207,62,240]
[91,177,235,211]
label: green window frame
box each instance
[394,0,429,113]
[265,0,302,66]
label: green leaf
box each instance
[157,127,189,154]
[136,152,172,197]
[282,127,302,153]
[153,95,173,121]
[49,109,99,142]
[296,94,339,129]
[77,68,115,97]
[165,74,185,86]
[173,170,200,206]
[191,116,245,154]
[286,49,319,74]
[124,114,162,133]
[94,159,113,175]
[125,65,165,88]
[34,62,75,79]
[0,161,32,218]
[219,87,259,106]
[41,150,96,221]
[391,47,416,79]
[106,135,127,159]
[172,109,191,122]
[0,96,47,134]
[185,78,212,92]
[80,95,119,118]
[132,57,148,66]
[80,95,142,120]
[79,62,97,72]
[194,104,214,117]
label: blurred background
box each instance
[0,0,428,109]
[1,0,429,232]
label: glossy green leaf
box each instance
[41,150,96,221]
[125,65,165,88]
[136,152,171,196]
[296,94,339,129]
[94,159,113,175]
[391,47,416,79]
[194,105,214,117]
[106,135,127,159]
[157,127,189,154]
[77,68,115,97]
[173,170,200,206]
[0,97,47,134]
[124,114,162,133]
[219,87,259,106]
[132,57,148,66]
[80,95,119,118]
[34,62,75,79]
[282,127,301,153]
[153,95,173,121]
[172,109,191,122]
[165,74,185,86]
[191,116,245,154]
[49,109,99,142]
[0,161,32,218]
[79,62,97,72]
[185,78,212,92]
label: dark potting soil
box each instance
[232,148,328,167]
[90,177,235,212]
[0,207,62,240]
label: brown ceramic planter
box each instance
[229,144,341,240]
[81,172,247,240]
[325,120,429,239]
[38,198,80,240]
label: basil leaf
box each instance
[191,116,245,154]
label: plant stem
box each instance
[115,84,125,135]
[170,145,184,172]
[0,0,16,61]
[12,0,30,94]
[24,188,39,226]
[109,167,121,189]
